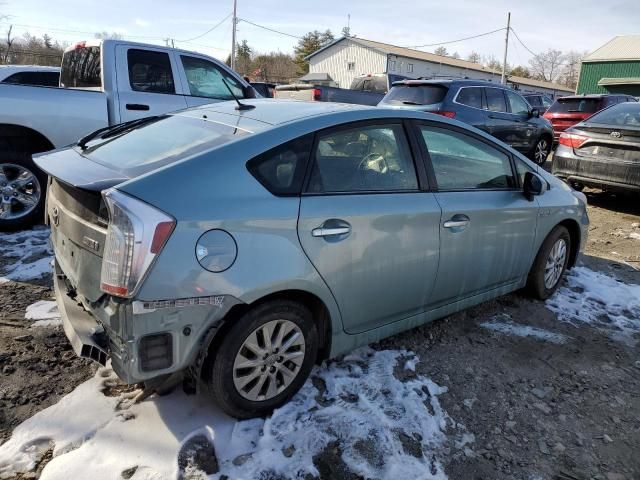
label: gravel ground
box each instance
[0,189,638,480]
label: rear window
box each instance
[382,84,448,106]
[3,71,60,87]
[584,102,640,127]
[60,46,102,89]
[79,115,249,177]
[548,98,601,114]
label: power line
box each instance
[176,13,231,43]
[0,21,165,40]
[508,27,537,56]
[407,27,506,49]
[238,19,302,40]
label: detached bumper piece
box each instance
[54,262,109,366]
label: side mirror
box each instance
[529,108,540,118]
[523,171,547,201]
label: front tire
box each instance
[202,300,318,419]
[0,151,47,231]
[526,225,571,300]
[529,137,551,166]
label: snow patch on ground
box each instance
[25,300,61,328]
[0,349,454,480]
[546,266,640,345]
[481,315,569,344]
[0,227,52,283]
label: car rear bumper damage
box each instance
[54,261,109,366]
[54,259,241,384]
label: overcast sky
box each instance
[3,0,639,65]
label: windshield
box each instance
[548,98,601,114]
[381,84,448,106]
[79,114,250,177]
[585,102,640,127]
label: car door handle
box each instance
[126,103,150,111]
[312,227,351,237]
[443,214,470,229]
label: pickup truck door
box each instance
[174,53,248,108]
[115,45,188,122]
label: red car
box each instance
[544,94,637,142]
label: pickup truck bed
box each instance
[275,84,383,106]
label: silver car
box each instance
[35,99,589,418]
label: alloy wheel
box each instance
[233,319,306,402]
[544,238,567,289]
[535,139,549,165]
[0,163,41,221]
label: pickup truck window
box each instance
[180,55,245,100]
[60,46,101,88]
[128,49,175,94]
[80,114,249,176]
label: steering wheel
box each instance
[358,153,388,173]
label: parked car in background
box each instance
[522,93,553,113]
[379,79,554,165]
[36,99,588,419]
[251,82,276,98]
[552,102,640,194]
[0,39,254,230]
[274,73,407,105]
[0,65,60,87]
[543,94,637,143]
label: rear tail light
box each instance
[558,133,588,149]
[434,110,456,118]
[312,88,321,101]
[100,189,175,298]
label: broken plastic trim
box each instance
[132,295,225,314]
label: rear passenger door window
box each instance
[456,87,484,109]
[419,125,515,190]
[307,123,419,193]
[116,46,188,122]
[127,49,175,93]
[485,88,507,112]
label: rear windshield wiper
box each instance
[402,100,424,105]
[77,116,160,150]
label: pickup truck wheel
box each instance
[202,300,318,419]
[0,152,46,231]
[526,225,571,300]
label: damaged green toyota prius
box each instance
[35,99,589,418]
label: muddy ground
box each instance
[0,188,639,480]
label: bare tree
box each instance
[467,51,481,63]
[529,48,565,83]
[451,51,460,59]
[3,25,13,63]
[559,50,588,89]
[434,46,449,56]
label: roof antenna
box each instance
[221,77,255,111]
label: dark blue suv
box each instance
[379,79,554,165]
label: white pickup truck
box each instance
[0,39,254,229]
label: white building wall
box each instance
[389,55,500,82]
[309,40,387,88]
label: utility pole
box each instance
[501,12,511,84]
[231,0,238,70]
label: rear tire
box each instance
[526,225,571,300]
[202,300,318,419]
[529,137,551,166]
[0,151,47,231]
